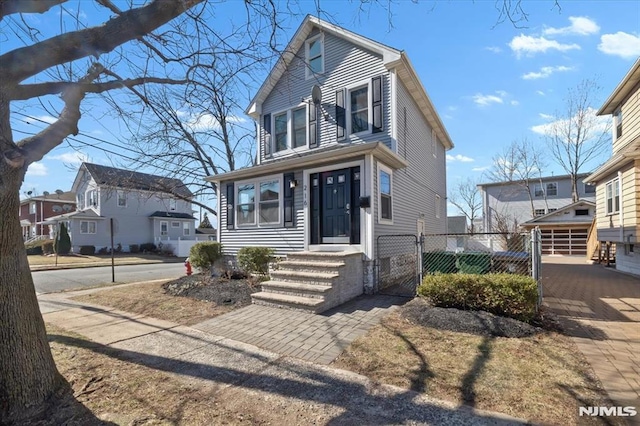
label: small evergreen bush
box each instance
[237,247,274,276]
[129,244,140,253]
[418,273,539,322]
[79,245,96,255]
[55,223,71,255]
[42,241,54,255]
[140,242,157,253]
[189,242,223,271]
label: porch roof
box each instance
[40,209,105,224]
[205,142,408,183]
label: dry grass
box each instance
[40,324,257,425]
[28,253,177,269]
[72,281,233,326]
[333,311,619,426]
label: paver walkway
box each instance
[193,295,406,364]
[541,256,640,417]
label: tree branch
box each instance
[9,77,188,100]
[0,0,203,83]
[0,0,65,20]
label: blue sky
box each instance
[8,1,640,217]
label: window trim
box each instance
[533,183,544,198]
[80,220,96,235]
[378,162,393,224]
[29,202,36,214]
[292,105,308,149]
[614,108,622,140]
[117,190,127,207]
[270,104,309,156]
[273,110,289,153]
[346,80,372,136]
[305,33,324,79]
[235,174,283,228]
[183,222,191,236]
[87,189,99,208]
[160,221,168,236]
[171,221,180,228]
[605,178,620,215]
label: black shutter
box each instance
[309,103,318,148]
[226,183,234,229]
[263,114,272,157]
[372,76,383,133]
[336,89,345,141]
[283,173,295,227]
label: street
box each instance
[33,263,185,294]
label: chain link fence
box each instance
[421,232,532,276]
[376,234,419,297]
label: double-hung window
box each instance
[88,190,99,207]
[292,107,307,148]
[29,202,36,214]
[117,190,127,207]
[236,176,281,227]
[378,163,393,222]
[605,178,620,215]
[183,222,190,236]
[160,221,168,236]
[274,112,288,152]
[614,109,622,139]
[534,184,544,197]
[80,220,96,234]
[305,34,323,77]
[350,85,369,134]
[546,182,558,196]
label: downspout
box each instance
[618,170,624,243]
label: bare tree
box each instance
[488,138,547,218]
[449,177,482,233]
[545,79,610,202]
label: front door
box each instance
[321,169,350,243]
[310,166,360,245]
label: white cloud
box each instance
[598,32,640,59]
[473,93,503,107]
[539,113,554,120]
[446,154,475,163]
[522,65,573,80]
[48,151,90,164]
[509,34,580,57]
[447,106,458,112]
[26,162,48,177]
[510,100,520,106]
[543,16,600,36]
[486,46,502,53]
[23,115,56,125]
[531,107,609,136]
[471,166,490,172]
[184,113,247,132]
[536,90,546,96]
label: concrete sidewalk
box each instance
[39,291,527,425]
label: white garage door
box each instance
[541,228,589,255]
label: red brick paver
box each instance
[542,257,640,422]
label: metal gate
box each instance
[376,234,420,297]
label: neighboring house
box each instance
[446,215,467,251]
[206,16,453,311]
[585,59,640,276]
[479,174,596,256]
[520,200,596,256]
[19,191,76,241]
[44,163,196,253]
[195,227,217,241]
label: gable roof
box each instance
[245,15,453,150]
[75,163,192,199]
[521,200,595,226]
[598,59,640,115]
[149,211,196,220]
[20,191,76,204]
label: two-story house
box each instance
[479,174,596,255]
[44,163,196,253]
[19,191,76,241]
[206,16,453,312]
[585,59,640,276]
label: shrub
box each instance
[140,243,157,253]
[189,242,223,271]
[237,247,274,276]
[79,245,96,255]
[129,244,140,253]
[42,241,54,255]
[26,245,43,255]
[418,273,539,322]
[97,247,109,255]
[55,223,71,255]
[25,239,53,255]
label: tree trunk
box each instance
[0,162,67,422]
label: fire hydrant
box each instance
[185,258,192,276]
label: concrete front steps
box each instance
[251,251,363,313]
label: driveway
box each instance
[541,256,640,416]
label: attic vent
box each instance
[575,209,589,216]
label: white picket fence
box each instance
[154,236,215,257]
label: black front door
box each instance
[321,168,351,243]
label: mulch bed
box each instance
[162,274,260,307]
